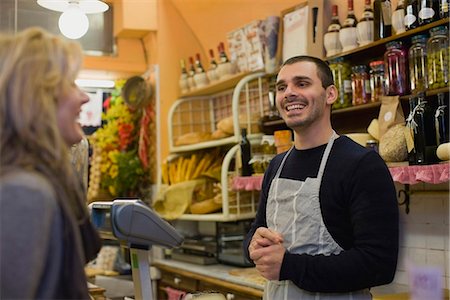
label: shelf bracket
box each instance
[397,184,410,214]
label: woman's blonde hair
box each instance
[0,27,87,219]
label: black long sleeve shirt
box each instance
[243,136,399,293]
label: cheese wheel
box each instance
[437,143,450,161]
[367,119,379,140]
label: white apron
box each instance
[264,132,371,300]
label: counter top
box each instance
[154,258,414,298]
[154,258,265,291]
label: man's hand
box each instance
[248,227,285,281]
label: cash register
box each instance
[89,199,184,300]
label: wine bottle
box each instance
[418,0,439,25]
[179,59,189,94]
[405,0,419,30]
[392,0,406,34]
[342,0,358,28]
[413,92,438,164]
[327,5,342,32]
[240,128,253,176]
[435,93,449,144]
[357,0,374,45]
[440,0,449,18]
[193,53,209,87]
[374,0,393,40]
[187,56,196,90]
[216,42,233,78]
[206,49,219,82]
[218,42,230,63]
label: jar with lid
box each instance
[329,57,352,110]
[384,41,409,96]
[409,34,428,93]
[351,65,371,105]
[369,60,386,102]
[427,26,449,90]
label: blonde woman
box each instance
[0,27,101,298]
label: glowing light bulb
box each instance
[58,4,89,39]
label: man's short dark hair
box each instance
[281,56,334,89]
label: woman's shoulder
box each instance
[1,168,57,206]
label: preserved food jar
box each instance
[369,60,386,102]
[351,65,371,105]
[408,34,428,93]
[427,26,449,89]
[384,41,409,95]
[329,57,352,109]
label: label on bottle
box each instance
[344,80,352,93]
[405,6,417,26]
[381,1,393,25]
[442,1,449,13]
[392,10,406,33]
[328,23,341,32]
[343,18,356,26]
[419,7,435,19]
[362,11,374,19]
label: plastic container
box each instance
[329,57,352,110]
[384,41,409,96]
[351,65,371,105]
[408,34,428,93]
[427,26,449,90]
[369,60,385,102]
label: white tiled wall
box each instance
[394,182,450,289]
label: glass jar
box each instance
[329,57,352,110]
[351,65,371,105]
[369,60,386,102]
[409,34,428,93]
[427,26,449,90]
[384,41,409,95]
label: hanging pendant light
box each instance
[37,0,109,40]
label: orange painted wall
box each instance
[81,0,402,161]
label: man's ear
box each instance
[325,85,338,105]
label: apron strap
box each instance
[317,131,338,179]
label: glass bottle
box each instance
[412,92,438,164]
[406,95,418,164]
[193,53,209,88]
[373,0,392,40]
[440,0,450,18]
[324,5,343,57]
[405,0,419,30]
[435,93,449,144]
[427,26,449,89]
[179,59,189,94]
[409,34,428,93]
[342,0,358,28]
[384,41,409,95]
[206,49,219,82]
[357,0,375,46]
[351,65,371,105]
[392,0,406,34]
[369,60,386,102]
[187,56,196,90]
[216,42,233,78]
[240,128,253,176]
[329,57,352,109]
[339,0,359,51]
[418,0,439,25]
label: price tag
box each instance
[409,265,443,300]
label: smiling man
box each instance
[244,56,399,300]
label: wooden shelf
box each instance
[180,71,256,97]
[326,18,450,62]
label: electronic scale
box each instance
[89,199,184,300]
